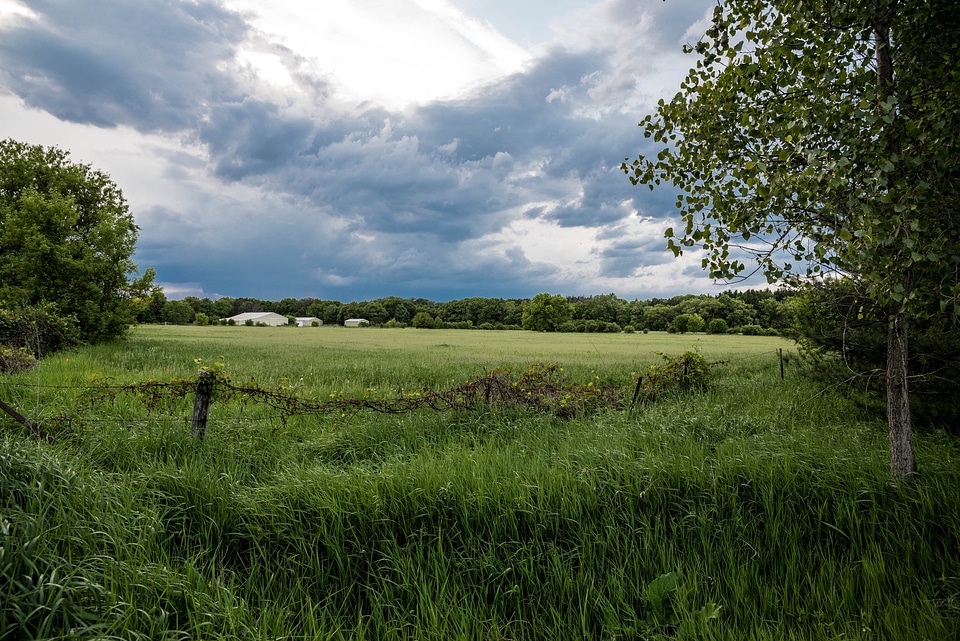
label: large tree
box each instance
[623,0,960,475]
[0,140,155,344]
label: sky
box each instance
[0,0,765,303]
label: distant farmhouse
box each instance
[223,312,288,326]
[344,318,369,327]
[295,317,322,327]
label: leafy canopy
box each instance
[521,293,573,332]
[622,0,960,317]
[0,139,155,344]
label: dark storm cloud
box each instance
[0,0,249,131]
[0,0,721,300]
[200,99,316,181]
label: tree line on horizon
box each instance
[139,288,798,335]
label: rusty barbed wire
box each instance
[78,361,624,427]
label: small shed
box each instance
[224,312,289,327]
[295,317,322,327]
[344,318,369,327]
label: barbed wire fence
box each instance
[0,349,794,445]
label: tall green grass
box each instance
[1,327,958,639]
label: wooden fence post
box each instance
[0,395,51,442]
[629,376,644,417]
[191,369,214,441]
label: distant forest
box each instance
[140,289,798,335]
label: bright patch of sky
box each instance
[224,0,533,109]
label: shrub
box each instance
[0,304,79,356]
[634,349,711,403]
[194,313,210,326]
[792,278,960,428]
[412,312,435,329]
[672,313,705,333]
[707,318,729,334]
[0,345,36,374]
[740,324,763,335]
[584,320,602,333]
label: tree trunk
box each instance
[887,309,914,476]
[876,16,914,477]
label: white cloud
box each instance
[223,0,530,110]
[0,0,36,25]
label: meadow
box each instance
[1,325,958,640]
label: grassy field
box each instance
[1,326,958,640]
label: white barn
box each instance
[295,317,322,327]
[344,318,369,327]
[224,312,289,326]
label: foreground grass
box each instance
[1,328,958,639]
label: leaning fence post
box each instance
[0,395,51,442]
[192,369,215,441]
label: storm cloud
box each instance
[0,0,755,301]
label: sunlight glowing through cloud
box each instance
[223,0,529,109]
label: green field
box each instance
[2,326,958,640]
[69,324,790,387]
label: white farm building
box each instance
[224,312,289,326]
[295,317,322,327]
[344,318,369,327]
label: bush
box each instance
[412,312,436,329]
[0,345,36,374]
[194,313,210,326]
[707,318,729,334]
[740,324,763,335]
[584,320,602,333]
[0,304,80,356]
[635,349,711,403]
[792,278,960,428]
